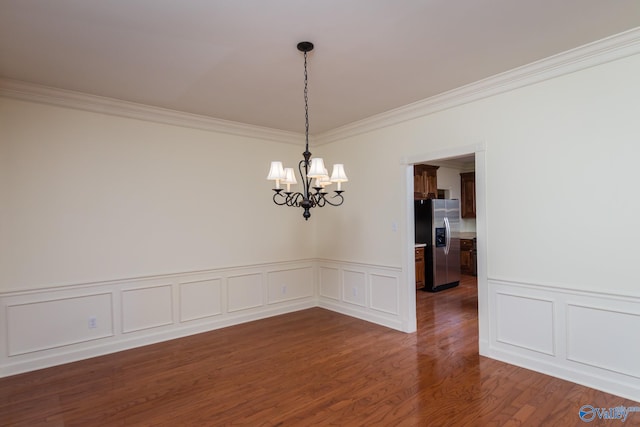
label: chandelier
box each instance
[267,41,348,220]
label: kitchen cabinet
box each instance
[414,165,439,199]
[460,238,477,276]
[460,172,476,218]
[415,246,425,289]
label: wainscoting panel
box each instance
[342,269,367,307]
[122,284,173,333]
[488,279,640,402]
[369,273,399,315]
[567,303,640,379]
[318,266,340,300]
[495,292,554,356]
[227,273,263,313]
[0,260,316,377]
[266,267,314,304]
[317,260,403,331]
[179,278,222,322]
[7,292,113,356]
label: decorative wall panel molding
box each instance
[7,293,113,356]
[227,273,263,313]
[4,262,639,403]
[342,269,367,307]
[369,273,400,315]
[488,279,640,402]
[266,267,314,304]
[567,303,640,379]
[0,260,315,377]
[317,259,403,331]
[495,292,555,356]
[179,278,223,322]
[318,266,340,300]
[122,284,173,333]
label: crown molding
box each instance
[0,78,303,145]
[316,26,640,145]
[2,27,639,147]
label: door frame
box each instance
[401,141,488,355]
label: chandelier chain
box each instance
[303,51,309,151]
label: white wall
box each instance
[317,52,640,294]
[314,50,640,401]
[0,98,314,291]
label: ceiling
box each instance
[1,1,639,134]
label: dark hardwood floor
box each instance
[1,275,638,426]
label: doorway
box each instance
[404,144,488,355]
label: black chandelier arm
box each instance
[271,186,344,218]
[273,190,320,210]
[306,190,344,208]
[307,191,322,206]
[319,191,345,207]
[289,192,307,207]
[272,190,290,206]
[273,190,297,207]
[314,193,326,207]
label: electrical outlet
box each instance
[352,287,358,297]
[88,316,97,329]
[281,285,287,294]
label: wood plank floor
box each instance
[1,275,638,426]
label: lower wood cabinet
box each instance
[415,247,425,289]
[460,238,477,276]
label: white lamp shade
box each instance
[283,167,297,185]
[314,167,330,188]
[319,174,331,187]
[267,161,286,180]
[308,158,326,178]
[330,164,348,182]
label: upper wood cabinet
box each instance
[414,165,439,199]
[460,172,476,218]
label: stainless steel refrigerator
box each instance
[414,199,461,291]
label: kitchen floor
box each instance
[416,273,477,336]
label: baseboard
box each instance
[487,345,640,404]
[318,300,404,331]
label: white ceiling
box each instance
[1,1,639,134]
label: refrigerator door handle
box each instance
[444,217,451,255]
